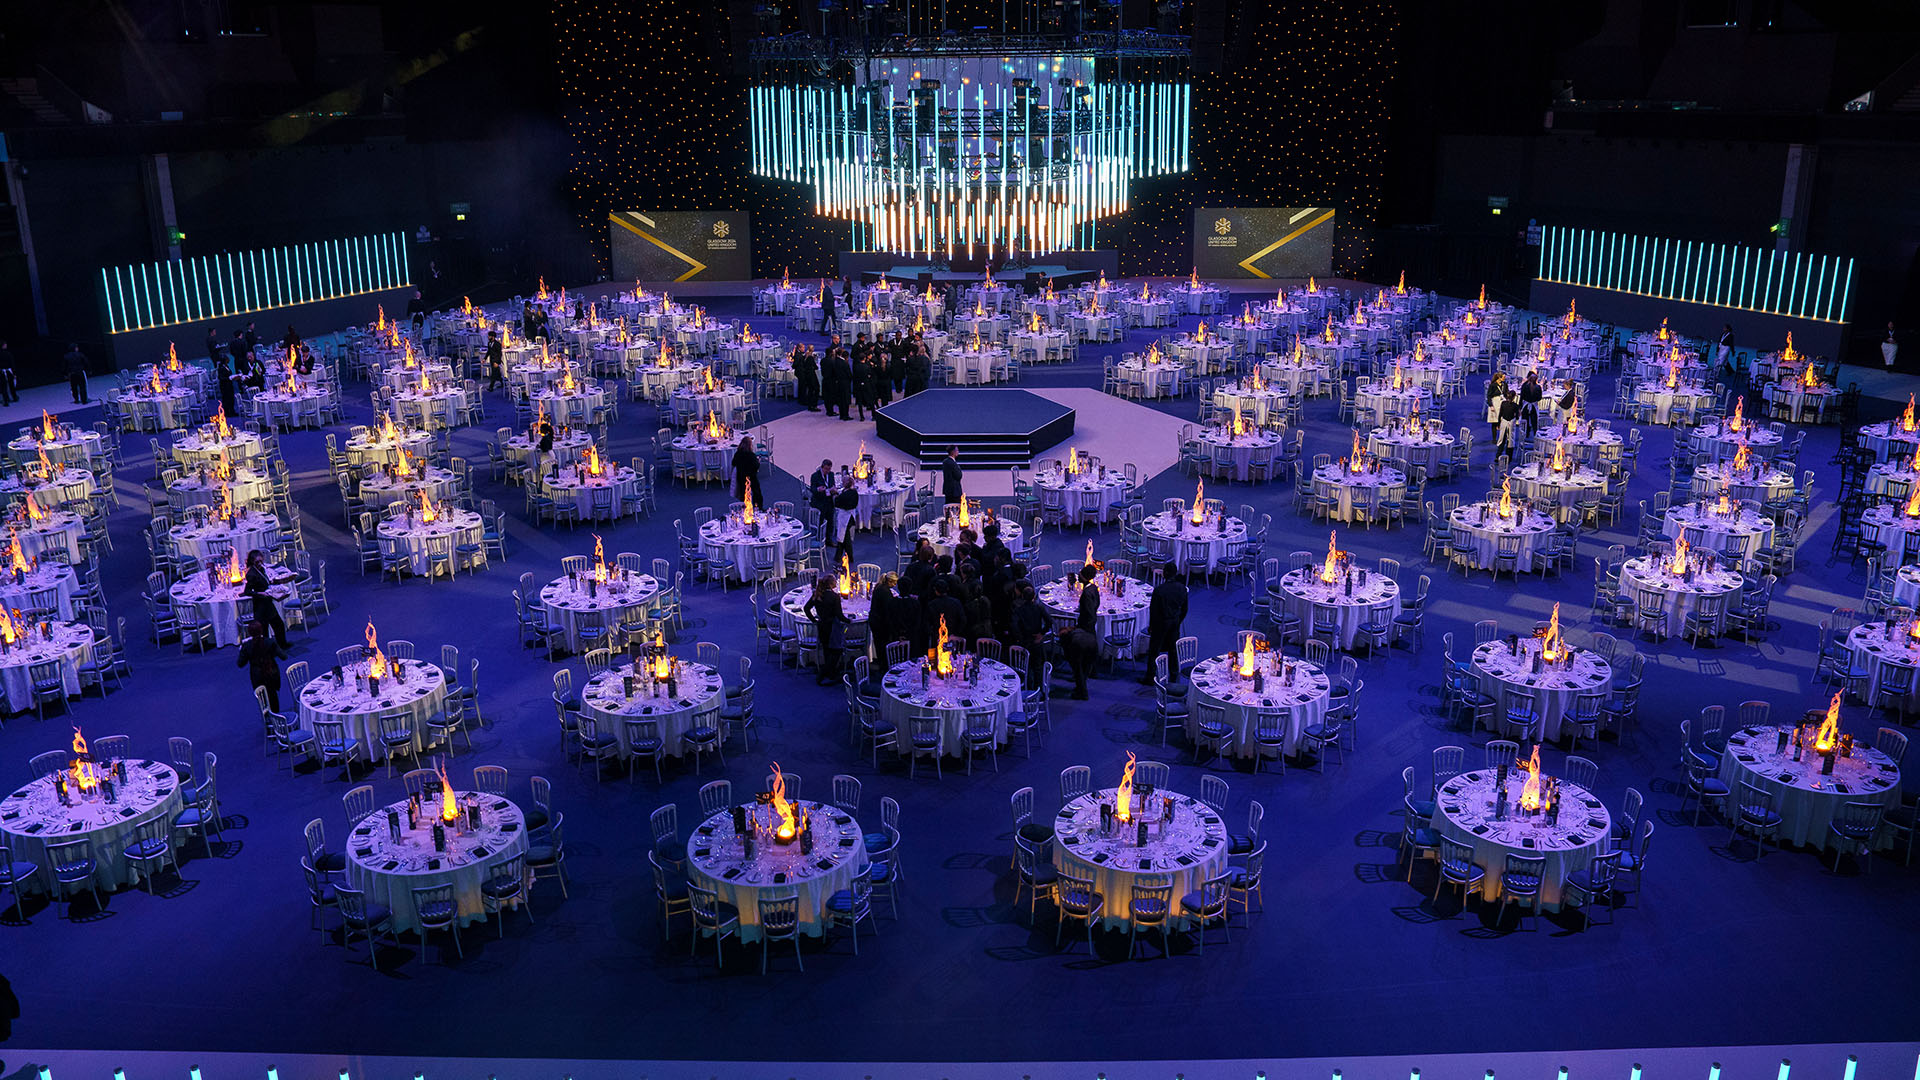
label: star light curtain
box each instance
[750,50,1191,258]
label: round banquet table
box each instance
[1312,463,1406,522]
[298,657,448,762]
[119,387,198,430]
[1716,725,1902,851]
[168,468,269,510]
[944,347,1006,385]
[1009,329,1070,363]
[1257,360,1333,398]
[1194,430,1282,482]
[1114,359,1184,399]
[1051,787,1231,930]
[1895,564,1920,611]
[346,429,434,467]
[1122,298,1174,327]
[632,361,708,399]
[1508,462,1609,520]
[916,518,1025,558]
[1432,770,1612,909]
[537,572,659,654]
[379,362,455,392]
[1355,384,1431,421]
[358,466,459,509]
[0,468,95,512]
[1448,505,1556,571]
[0,761,183,895]
[506,428,592,469]
[251,387,332,429]
[534,387,606,425]
[539,465,642,520]
[0,620,93,712]
[0,563,80,621]
[1859,421,1920,465]
[847,476,914,531]
[1038,575,1151,646]
[1533,424,1621,464]
[1846,621,1920,713]
[877,657,1022,758]
[1864,462,1920,499]
[1273,566,1400,650]
[1213,382,1290,426]
[1662,504,1776,561]
[685,801,869,941]
[1185,652,1329,758]
[344,791,529,933]
[377,508,484,578]
[582,660,724,758]
[1470,638,1612,743]
[1071,313,1121,344]
[1636,382,1714,426]
[168,575,295,647]
[1031,468,1130,525]
[391,387,467,429]
[170,511,279,563]
[507,359,573,394]
[1766,384,1838,424]
[951,314,1007,342]
[1172,338,1236,375]
[666,385,748,426]
[1689,421,1781,464]
[1864,504,1920,560]
[1618,556,1744,636]
[1369,427,1455,477]
[1690,463,1796,505]
[1141,511,1249,575]
[670,432,746,484]
[171,429,265,468]
[14,510,85,564]
[699,515,806,581]
[11,430,103,468]
[778,583,871,647]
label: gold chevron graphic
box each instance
[609,213,708,281]
[1237,209,1336,278]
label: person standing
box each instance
[215,353,238,417]
[485,329,505,391]
[827,340,854,421]
[1145,573,1188,684]
[792,343,821,411]
[832,474,860,565]
[1484,372,1506,447]
[732,434,762,506]
[808,459,836,525]
[63,342,90,404]
[236,618,285,712]
[1716,324,1735,373]
[941,445,964,506]
[1519,371,1543,439]
[820,283,839,333]
[904,341,932,395]
[851,334,876,421]
[1496,390,1520,457]
[205,325,224,366]
[1011,581,1047,684]
[407,290,427,333]
[530,414,554,478]
[1075,563,1101,633]
[0,339,18,405]
[802,577,846,686]
[243,549,291,649]
[868,571,903,652]
[1884,322,1899,370]
[922,577,967,651]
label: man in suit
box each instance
[1145,574,1189,683]
[820,283,838,332]
[824,338,853,421]
[792,343,821,410]
[485,329,505,391]
[243,548,292,649]
[808,459,836,524]
[1519,371,1543,439]
[941,445,964,506]
[922,577,968,651]
[63,342,90,404]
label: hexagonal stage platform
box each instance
[873,388,1075,469]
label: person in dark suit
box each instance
[952,528,982,577]
[869,571,904,650]
[904,342,932,395]
[1076,563,1101,632]
[1519,372,1543,439]
[244,548,291,648]
[832,474,861,563]
[802,577,846,685]
[531,415,555,477]
[732,435,762,505]
[63,343,90,404]
[407,290,427,331]
[1145,575,1188,683]
[851,334,876,421]
[0,339,18,405]
[922,576,967,649]
[808,459,836,523]
[941,445,964,506]
[820,285,839,332]
[1058,622,1098,700]
[205,326,224,365]
[215,353,237,417]
[792,344,821,411]
[485,330,505,391]
[236,618,285,712]
[824,339,852,421]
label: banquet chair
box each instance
[527,811,568,898]
[831,774,861,813]
[1133,760,1171,790]
[1828,801,1886,874]
[1498,853,1545,929]
[961,706,1000,775]
[1485,740,1520,770]
[1616,818,1654,901]
[1055,866,1105,952]
[28,659,69,719]
[28,750,66,782]
[1431,745,1465,795]
[1875,727,1909,766]
[1472,619,1500,646]
[1181,872,1234,954]
[1012,835,1056,927]
[755,890,806,973]
[377,711,418,778]
[648,850,690,942]
[1191,702,1236,767]
[342,784,377,826]
[402,768,439,800]
[698,779,734,820]
[1060,764,1091,802]
[1127,875,1175,959]
[334,883,397,970]
[907,714,944,779]
[1432,837,1485,911]
[312,720,364,781]
[1562,851,1621,930]
[300,856,338,943]
[1565,692,1606,753]
[1729,781,1783,858]
[688,881,740,969]
[1562,755,1599,792]
[762,771,802,801]
[1200,775,1230,815]
[625,718,665,786]
[412,883,464,962]
[472,765,509,797]
[1497,688,1540,743]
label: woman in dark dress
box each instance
[802,577,846,685]
[236,619,284,712]
[732,435,762,506]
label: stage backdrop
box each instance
[1193,208,1337,279]
[609,211,751,282]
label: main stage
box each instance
[873,388,1075,468]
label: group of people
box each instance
[789,330,935,419]
[1483,369,1574,454]
[203,320,315,415]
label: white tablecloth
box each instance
[878,657,1022,758]
[1448,506,1556,571]
[1038,576,1151,646]
[358,467,459,509]
[1433,770,1611,908]
[1355,384,1431,421]
[298,658,448,762]
[779,583,871,644]
[686,801,869,941]
[1274,567,1400,650]
[1115,360,1183,399]
[540,466,642,520]
[170,512,279,562]
[168,575,294,647]
[582,660,724,757]
[1053,788,1230,930]
[170,430,265,468]
[345,791,529,933]
[1369,429,1455,476]
[1717,725,1900,850]
[120,388,198,430]
[916,517,1025,557]
[0,469,95,513]
[1509,463,1609,520]
[391,388,468,429]
[1618,557,1743,636]
[1690,422,1781,464]
[1141,512,1248,574]
[346,430,434,467]
[1032,469,1130,524]
[10,431,103,468]
[1312,463,1405,522]
[1662,505,1776,561]
[1186,653,1328,757]
[1690,464,1795,505]
[538,573,659,653]
[377,510,485,577]
[1863,505,1920,559]
[1636,382,1713,426]
[0,564,79,621]
[0,762,183,894]
[1470,638,1612,742]
[1194,431,1281,482]
[699,516,806,581]
[168,469,269,511]
[1859,421,1920,464]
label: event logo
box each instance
[1214,217,1232,236]
[712,221,731,238]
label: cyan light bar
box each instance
[99,230,411,334]
[1535,224,1854,324]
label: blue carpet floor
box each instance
[0,290,1913,1064]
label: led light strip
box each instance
[100,231,412,334]
[1536,225,1854,324]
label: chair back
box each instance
[831,773,861,812]
[342,784,376,825]
[1129,875,1173,924]
[1431,744,1465,789]
[649,803,679,846]
[473,765,509,796]
[699,779,734,818]
[1059,765,1091,802]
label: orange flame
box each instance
[536,277,548,301]
[1733,443,1752,473]
[437,759,459,823]
[0,606,20,646]
[957,499,971,529]
[1665,348,1681,389]
[933,614,953,676]
[1190,480,1206,525]
[1190,267,1200,288]
[1322,313,1336,343]
[1307,276,1318,294]
[1565,299,1578,325]
[1391,357,1404,391]
[1114,751,1137,823]
[1320,530,1341,584]
[592,533,608,582]
[1238,634,1259,677]
[1196,321,1209,344]
[364,621,389,680]
[1905,394,1917,434]
[147,368,165,395]
[1669,534,1691,575]
[375,306,386,333]
[462,296,472,316]
[742,478,755,525]
[1715,482,1732,516]
[417,489,439,524]
[1541,603,1563,662]
[1396,270,1407,295]
[1518,745,1543,810]
[224,547,245,586]
[1657,316,1669,341]
[704,411,725,439]
[1781,331,1798,363]
[836,554,854,597]
[583,444,604,477]
[1350,429,1366,473]
[1802,360,1819,388]
[769,762,799,840]
[1814,692,1841,753]
[1476,283,1486,309]
[39,410,57,442]
[67,726,103,792]
[1065,446,1081,475]
[23,494,45,523]
[1729,396,1745,432]
[1906,486,1920,519]
[7,530,30,574]
[1498,478,1514,519]
[1029,311,1042,333]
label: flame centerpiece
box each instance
[931,614,954,677]
[1903,394,1917,434]
[1319,530,1344,584]
[1517,745,1544,811]
[767,763,804,843]
[592,533,609,583]
[1189,480,1207,526]
[68,726,105,794]
[836,554,856,597]
[364,621,390,680]
[1497,478,1515,520]
[1539,604,1564,663]
[0,605,26,646]
[436,759,459,824]
[1114,751,1137,823]
[1814,692,1841,754]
